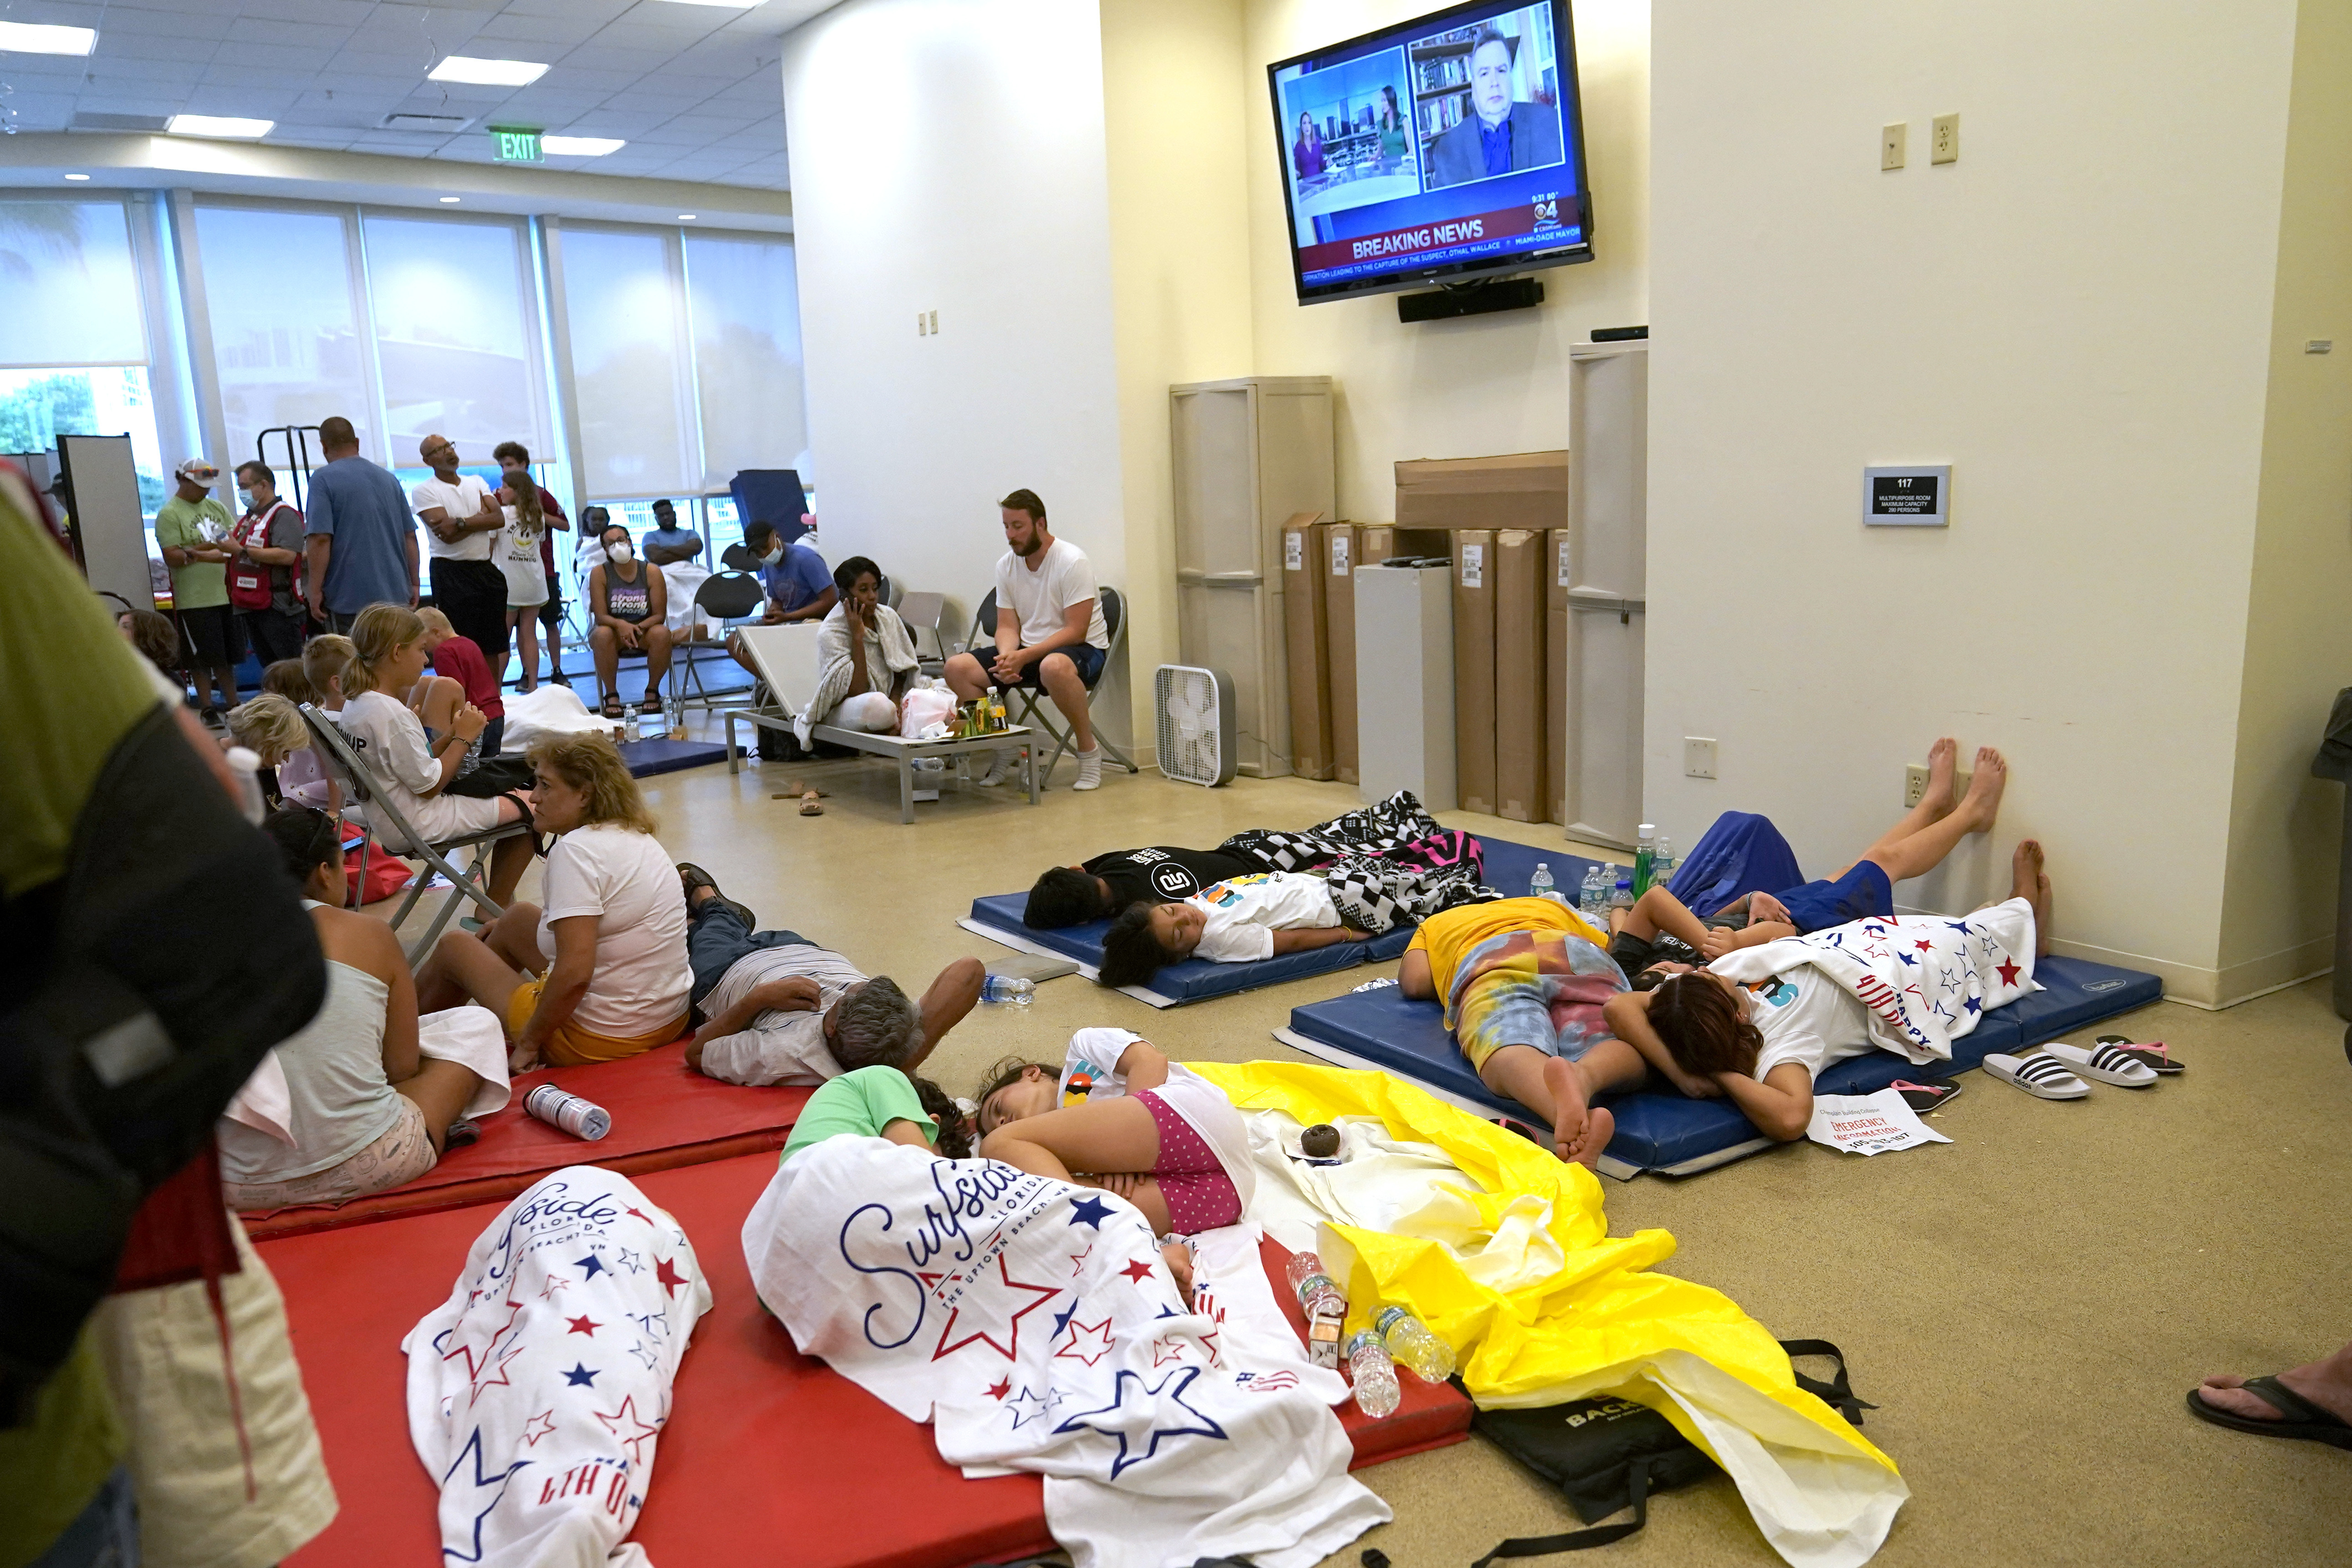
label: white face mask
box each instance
[760,544,782,567]
[607,541,633,563]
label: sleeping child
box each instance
[776,1064,973,1163]
[1096,870,1372,988]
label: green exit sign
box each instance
[490,127,541,163]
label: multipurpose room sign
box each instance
[1862,465,1950,528]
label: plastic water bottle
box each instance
[1653,833,1674,891]
[526,1083,611,1140]
[1345,1330,1402,1418]
[1286,1251,1348,1368]
[979,974,1035,1006]
[1528,862,1555,904]
[1611,872,1635,911]
[223,745,267,825]
[1632,823,1657,898]
[1374,1306,1456,1382]
[1579,864,1607,915]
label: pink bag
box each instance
[898,684,958,738]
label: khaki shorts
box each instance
[224,1094,438,1212]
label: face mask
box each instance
[608,541,633,563]
[760,545,782,567]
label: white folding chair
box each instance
[297,703,530,965]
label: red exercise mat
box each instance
[266,1155,1469,1568]
[243,1043,809,1241]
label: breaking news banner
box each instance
[1299,192,1577,284]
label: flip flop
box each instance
[1982,1052,2090,1099]
[1888,1079,1963,1113]
[2097,1034,2184,1074]
[2187,1376,2352,1449]
[2043,1041,2158,1088]
[798,791,823,816]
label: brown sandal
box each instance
[798,790,823,816]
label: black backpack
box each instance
[1469,1340,1874,1563]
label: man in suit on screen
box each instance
[1426,25,1562,188]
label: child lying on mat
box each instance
[1097,870,1372,987]
[1400,898,1645,1169]
[1610,739,2010,976]
[1604,842,2054,1140]
[778,1063,974,1163]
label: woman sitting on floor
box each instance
[416,730,692,1070]
[1603,842,2054,1140]
[1097,871,1373,988]
[335,603,538,906]
[791,554,922,747]
[219,807,491,1210]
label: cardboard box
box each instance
[1280,513,1333,780]
[1395,450,1571,535]
[1451,529,1497,816]
[1323,523,1362,784]
[1494,529,1546,822]
[1546,527,1571,824]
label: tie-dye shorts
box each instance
[1448,930,1630,1071]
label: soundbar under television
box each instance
[1268,0,1592,305]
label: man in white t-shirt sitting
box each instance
[409,433,512,678]
[942,488,1113,789]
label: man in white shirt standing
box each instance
[944,488,1113,789]
[409,433,511,681]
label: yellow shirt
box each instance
[1406,897,1606,1000]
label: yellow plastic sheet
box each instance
[1192,1061,1900,1482]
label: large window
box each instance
[194,204,374,470]
[560,225,696,501]
[686,231,807,481]
[363,213,550,463]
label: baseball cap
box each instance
[174,458,221,486]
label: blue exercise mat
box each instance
[964,836,1609,1005]
[1280,954,2163,1174]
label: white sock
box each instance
[1074,746,1103,790]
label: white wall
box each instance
[1647,0,2306,1002]
[1241,0,1650,521]
[782,0,1132,745]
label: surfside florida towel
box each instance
[1708,896,2040,1064]
[404,1167,711,1568]
[741,1136,1389,1568]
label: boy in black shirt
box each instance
[1024,845,1256,928]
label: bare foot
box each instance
[1960,747,2007,830]
[2010,840,2051,954]
[1922,736,1959,816]
[2035,872,2052,956]
[1542,1056,1591,1162]
[1561,1105,1616,1170]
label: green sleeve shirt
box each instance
[779,1065,937,1162]
[154,495,234,609]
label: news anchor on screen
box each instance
[1292,111,1325,180]
[1426,25,1561,188]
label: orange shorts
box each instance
[506,977,688,1067]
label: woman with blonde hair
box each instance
[227,690,338,812]
[494,474,551,692]
[415,730,690,1068]
[333,602,537,904]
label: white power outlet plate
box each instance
[1930,112,1959,164]
[1684,737,1718,779]
[1905,762,1972,808]
[1882,122,1907,171]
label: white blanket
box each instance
[1709,897,2041,1065]
[498,684,616,756]
[223,1004,513,1145]
[741,1138,1389,1568]
[405,1168,712,1568]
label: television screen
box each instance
[1267,0,1591,304]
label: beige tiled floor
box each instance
[397,741,2352,1566]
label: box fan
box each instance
[1154,664,1235,787]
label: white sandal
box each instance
[1982,1051,2090,1100]
[2042,1041,2158,1088]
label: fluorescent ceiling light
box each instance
[64,173,89,181]
[439,195,461,203]
[167,114,274,139]
[0,21,97,56]
[429,55,549,87]
[678,214,697,221]
[541,135,625,156]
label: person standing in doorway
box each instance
[942,488,1112,790]
[303,415,418,635]
[409,433,510,682]
[229,460,307,665]
[494,441,572,687]
[154,457,244,722]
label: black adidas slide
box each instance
[2187,1376,2352,1449]
[1888,1079,1962,1113]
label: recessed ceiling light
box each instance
[0,21,97,56]
[63,172,90,181]
[541,135,625,157]
[659,0,760,7]
[167,115,274,139]
[428,55,550,87]
[439,195,461,204]
[678,214,696,221]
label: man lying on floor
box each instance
[1604,841,2054,1140]
[1022,788,1477,928]
[677,863,984,1085]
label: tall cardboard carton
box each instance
[1451,529,1497,816]
[1494,529,1546,822]
[1280,514,1333,779]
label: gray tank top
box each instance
[217,953,404,1185]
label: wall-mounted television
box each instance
[1267,0,1592,305]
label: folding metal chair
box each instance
[673,569,767,719]
[297,703,529,966]
[963,585,1139,781]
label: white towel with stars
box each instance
[741,1137,1387,1568]
[404,1167,712,1568]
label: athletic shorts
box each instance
[1137,1088,1242,1233]
[987,641,1106,692]
[506,976,688,1067]
[1450,930,1628,1071]
[1776,860,1895,934]
[178,603,245,669]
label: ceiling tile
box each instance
[221,16,358,52]
[96,8,237,40]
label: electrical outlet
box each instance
[1930,112,1959,164]
[1684,737,1718,780]
[1904,764,1928,807]
[929,309,939,333]
[1881,122,1907,171]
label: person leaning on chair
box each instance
[942,488,1113,791]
